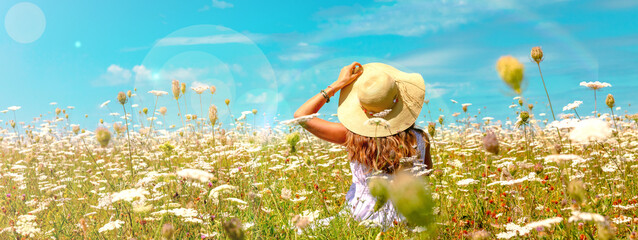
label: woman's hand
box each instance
[332,62,363,92]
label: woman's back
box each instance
[345,129,428,227]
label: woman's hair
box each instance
[344,124,428,174]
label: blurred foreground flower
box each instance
[569,118,611,144]
[496,56,524,94]
[95,127,111,147]
[483,131,499,155]
[388,172,435,227]
[286,132,300,153]
[161,223,175,239]
[223,217,245,240]
[368,177,389,212]
[567,180,587,203]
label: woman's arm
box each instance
[293,62,363,145]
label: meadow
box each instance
[1,50,638,239]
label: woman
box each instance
[293,62,432,227]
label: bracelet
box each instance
[320,89,330,103]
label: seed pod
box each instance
[528,104,534,111]
[172,79,180,99]
[181,82,186,94]
[127,90,132,98]
[519,111,530,124]
[428,122,436,138]
[210,85,216,95]
[438,115,444,126]
[606,94,615,108]
[142,108,148,115]
[159,106,167,116]
[55,107,61,115]
[252,109,257,115]
[531,46,544,64]
[117,91,127,105]
[209,105,218,126]
[225,99,231,106]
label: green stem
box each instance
[573,109,581,120]
[594,90,598,116]
[176,98,185,135]
[537,63,556,121]
[149,96,158,131]
[122,105,135,179]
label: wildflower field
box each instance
[1,50,638,240]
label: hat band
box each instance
[360,94,398,118]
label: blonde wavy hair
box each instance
[343,125,429,174]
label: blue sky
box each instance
[1,0,637,130]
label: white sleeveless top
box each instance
[344,129,428,227]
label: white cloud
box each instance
[245,92,268,103]
[160,68,209,82]
[593,0,638,9]
[229,64,243,74]
[278,52,321,62]
[312,0,567,41]
[94,64,132,86]
[273,68,302,85]
[212,0,233,9]
[393,48,468,69]
[425,83,448,98]
[258,66,276,82]
[156,34,252,46]
[133,65,152,82]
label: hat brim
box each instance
[337,63,425,137]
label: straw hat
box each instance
[337,63,425,137]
